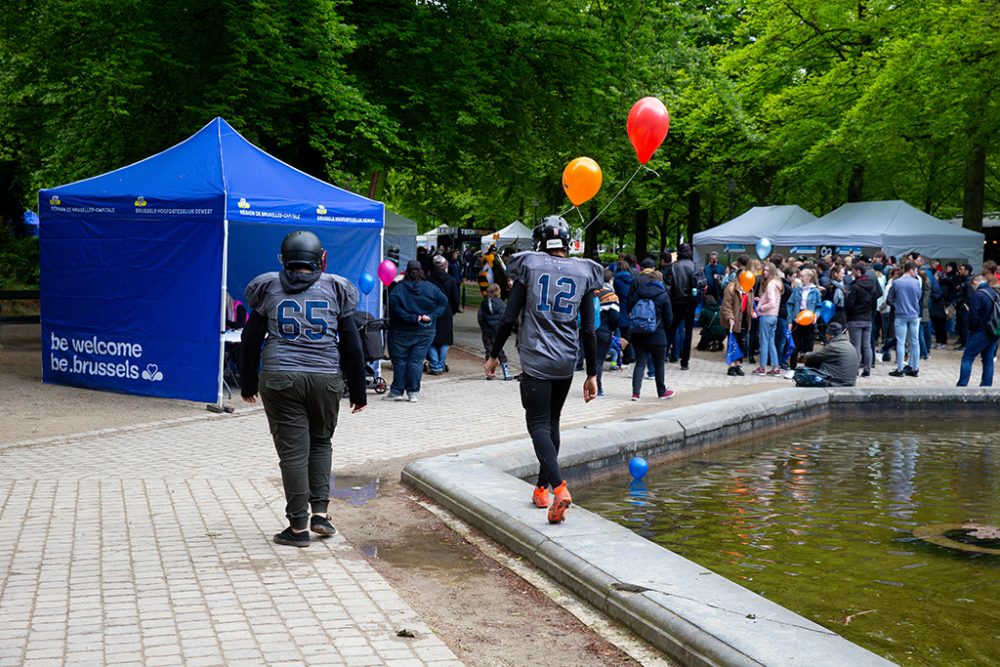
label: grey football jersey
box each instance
[507,252,603,379]
[244,272,358,374]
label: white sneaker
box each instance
[783,370,795,380]
[381,393,405,402]
[407,392,419,403]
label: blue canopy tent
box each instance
[38,118,384,404]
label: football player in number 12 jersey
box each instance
[484,216,603,524]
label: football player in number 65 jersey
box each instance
[484,216,603,524]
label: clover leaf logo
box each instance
[237,197,251,209]
[50,195,61,205]
[134,196,147,207]
[316,204,327,215]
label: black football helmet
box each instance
[533,215,571,251]
[279,230,326,270]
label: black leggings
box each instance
[520,375,572,490]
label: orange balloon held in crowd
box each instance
[737,270,756,293]
[796,309,817,326]
[626,97,670,164]
[562,157,603,206]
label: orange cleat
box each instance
[547,482,572,524]
[532,486,550,508]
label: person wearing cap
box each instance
[792,321,859,387]
[240,230,368,547]
[385,259,448,402]
[427,254,460,375]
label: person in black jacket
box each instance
[957,273,1000,387]
[478,283,510,380]
[594,271,621,396]
[666,243,698,370]
[427,254,461,375]
[626,270,674,400]
[845,262,877,377]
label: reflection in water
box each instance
[577,416,1000,667]
[329,474,380,506]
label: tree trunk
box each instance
[847,164,864,202]
[687,190,701,243]
[657,207,671,253]
[963,139,987,233]
[635,209,649,261]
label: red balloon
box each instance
[626,97,670,164]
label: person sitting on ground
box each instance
[695,295,726,351]
[793,321,859,387]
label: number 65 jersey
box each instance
[506,251,603,380]
[244,272,358,375]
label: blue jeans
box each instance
[758,315,779,367]
[776,316,788,361]
[919,321,931,358]
[387,328,435,396]
[957,330,999,387]
[894,317,921,371]
[427,343,450,373]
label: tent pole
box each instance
[216,218,229,407]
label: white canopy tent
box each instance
[384,210,418,265]
[481,220,534,251]
[692,205,817,261]
[772,200,985,265]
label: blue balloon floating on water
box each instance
[628,456,649,480]
[755,237,773,260]
[819,299,835,324]
[359,271,376,295]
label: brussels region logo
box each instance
[238,197,251,210]
[316,204,327,215]
[141,364,164,382]
[134,196,147,207]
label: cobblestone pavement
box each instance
[0,308,978,666]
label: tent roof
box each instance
[483,220,533,241]
[693,205,817,246]
[771,200,985,261]
[385,210,418,235]
[40,117,382,225]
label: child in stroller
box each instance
[353,311,388,394]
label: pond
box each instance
[576,413,1000,666]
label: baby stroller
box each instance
[354,311,388,394]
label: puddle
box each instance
[360,524,474,574]
[328,474,380,506]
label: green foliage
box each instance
[1,0,997,259]
[0,232,40,288]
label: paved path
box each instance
[0,308,974,667]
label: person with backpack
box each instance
[626,270,674,400]
[666,243,704,371]
[957,273,1000,387]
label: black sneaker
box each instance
[310,514,337,536]
[727,366,739,376]
[679,364,689,371]
[904,366,919,377]
[273,527,310,547]
[889,368,905,377]
[734,366,745,376]
[861,370,871,377]
[881,352,891,362]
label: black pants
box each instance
[666,301,696,366]
[619,326,635,364]
[481,330,507,363]
[259,371,344,530]
[631,342,666,396]
[595,330,613,392]
[931,315,948,345]
[788,323,815,370]
[520,375,572,490]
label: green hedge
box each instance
[0,233,40,289]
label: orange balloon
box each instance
[737,270,756,293]
[795,309,817,326]
[562,157,602,206]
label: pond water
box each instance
[576,414,1000,666]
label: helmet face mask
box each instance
[533,215,571,252]
[279,230,327,271]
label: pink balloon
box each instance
[377,259,398,286]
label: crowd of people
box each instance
[240,229,1000,541]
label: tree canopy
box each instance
[1,0,996,252]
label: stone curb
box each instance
[402,388,1000,666]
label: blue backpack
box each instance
[630,298,658,333]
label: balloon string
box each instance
[583,163,657,231]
